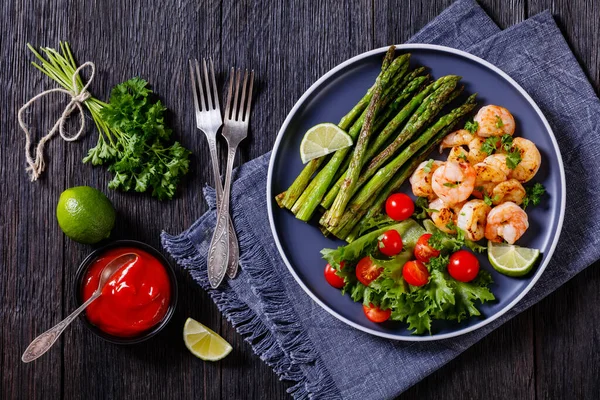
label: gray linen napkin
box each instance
[162,0,600,398]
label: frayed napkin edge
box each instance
[161,226,341,399]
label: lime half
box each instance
[183,318,232,361]
[488,241,540,277]
[299,123,352,163]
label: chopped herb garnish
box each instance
[500,134,513,152]
[457,152,468,162]
[495,115,504,128]
[506,148,522,169]
[481,137,499,155]
[423,159,435,173]
[483,194,501,206]
[443,182,459,188]
[474,185,484,192]
[464,120,479,134]
[522,183,546,209]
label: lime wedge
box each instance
[183,318,232,361]
[299,123,353,163]
[487,241,540,277]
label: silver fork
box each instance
[207,68,254,288]
[188,59,240,279]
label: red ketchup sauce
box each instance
[82,247,171,337]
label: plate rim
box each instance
[266,43,566,341]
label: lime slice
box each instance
[183,318,232,361]
[299,123,352,163]
[487,241,540,277]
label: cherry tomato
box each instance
[355,256,382,286]
[385,193,415,221]
[324,262,345,289]
[414,233,441,263]
[448,250,480,282]
[378,229,403,257]
[402,260,430,287]
[363,303,392,323]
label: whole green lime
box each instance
[56,186,116,244]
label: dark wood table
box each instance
[2,0,599,399]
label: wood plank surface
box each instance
[218,1,371,398]
[1,0,598,399]
[526,1,600,399]
[2,1,71,399]
[60,1,228,399]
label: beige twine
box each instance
[18,62,95,181]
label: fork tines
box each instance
[224,68,254,123]
[188,58,221,113]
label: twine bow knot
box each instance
[18,61,95,181]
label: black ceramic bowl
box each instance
[74,240,178,344]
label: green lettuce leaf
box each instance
[445,270,495,322]
[321,219,425,268]
[321,218,496,335]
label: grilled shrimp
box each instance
[440,129,487,164]
[473,162,507,186]
[429,198,464,234]
[485,202,529,244]
[482,154,511,176]
[491,179,526,205]
[474,105,516,137]
[447,147,475,164]
[410,160,444,200]
[457,199,492,241]
[472,182,497,199]
[508,137,541,182]
[431,161,476,205]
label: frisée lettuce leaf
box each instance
[321,218,495,335]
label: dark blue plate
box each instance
[267,45,565,341]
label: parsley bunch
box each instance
[26,42,191,200]
[83,78,191,200]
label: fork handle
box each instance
[207,145,237,288]
[207,137,223,199]
[207,137,240,279]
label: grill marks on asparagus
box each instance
[337,48,396,131]
[325,52,406,226]
[320,73,435,210]
[278,47,396,210]
[328,94,478,237]
[294,56,414,220]
[322,76,460,225]
[293,106,368,217]
[363,77,460,182]
[275,46,480,243]
[344,115,467,242]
